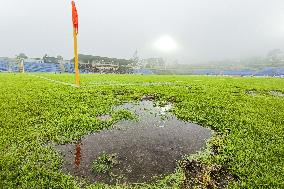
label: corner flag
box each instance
[72,1,79,34]
[71,1,80,87]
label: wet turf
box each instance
[1,74,284,188]
[56,100,212,184]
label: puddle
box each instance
[269,91,284,97]
[246,90,258,96]
[56,100,212,184]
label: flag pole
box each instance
[72,1,80,87]
[73,27,80,87]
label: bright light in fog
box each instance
[154,35,178,52]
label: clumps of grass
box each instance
[92,153,119,174]
[112,109,138,122]
[177,132,237,189]
[180,159,235,189]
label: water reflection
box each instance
[56,100,212,184]
[74,142,82,168]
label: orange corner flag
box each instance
[71,1,80,87]
[72,1,79,34]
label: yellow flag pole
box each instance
[73,27,80,87]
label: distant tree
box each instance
[57,55,63,61]
[17,53,28,59]
[131,50,139,66]
[144,58,165,68]
[267,49,282,64]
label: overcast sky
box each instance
[1,0,284,63]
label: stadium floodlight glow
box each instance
[154,35,178,52]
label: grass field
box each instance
[0,73,284,189]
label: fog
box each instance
[1,0,284,63]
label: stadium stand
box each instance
[0,59,283,76]
[64,63,75,73]
[0,60,9,72]
[254,67,284,76]
[24,62,61,73]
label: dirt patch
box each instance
[56,100,212,184]
[180,160,235,189]
[140,95,156,101]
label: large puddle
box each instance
[56,100,212,184]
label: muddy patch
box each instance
[181,160,235,189]
[56,100,212,184]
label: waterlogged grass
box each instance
[0,73,284,188]
[92,153,119,174]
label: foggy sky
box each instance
[1,0,284,63]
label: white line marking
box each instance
[30,74,77,87]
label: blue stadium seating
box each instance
[24,62,61,73]
[193,68,284,76]
[0,60,9,72]
[0,60,19,72]
[134,68,153,75]
[64,63,75,73]
[254,67,284,76]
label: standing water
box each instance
[56,100,212,184]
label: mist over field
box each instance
[1,0,284,64]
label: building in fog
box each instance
[75,54,134,74]
[25,58,44,64]
[43,55,63,64]
[141,58,165,69]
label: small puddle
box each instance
[56,100,212,184]
[246,90,258,96]
[269,90,284,97]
